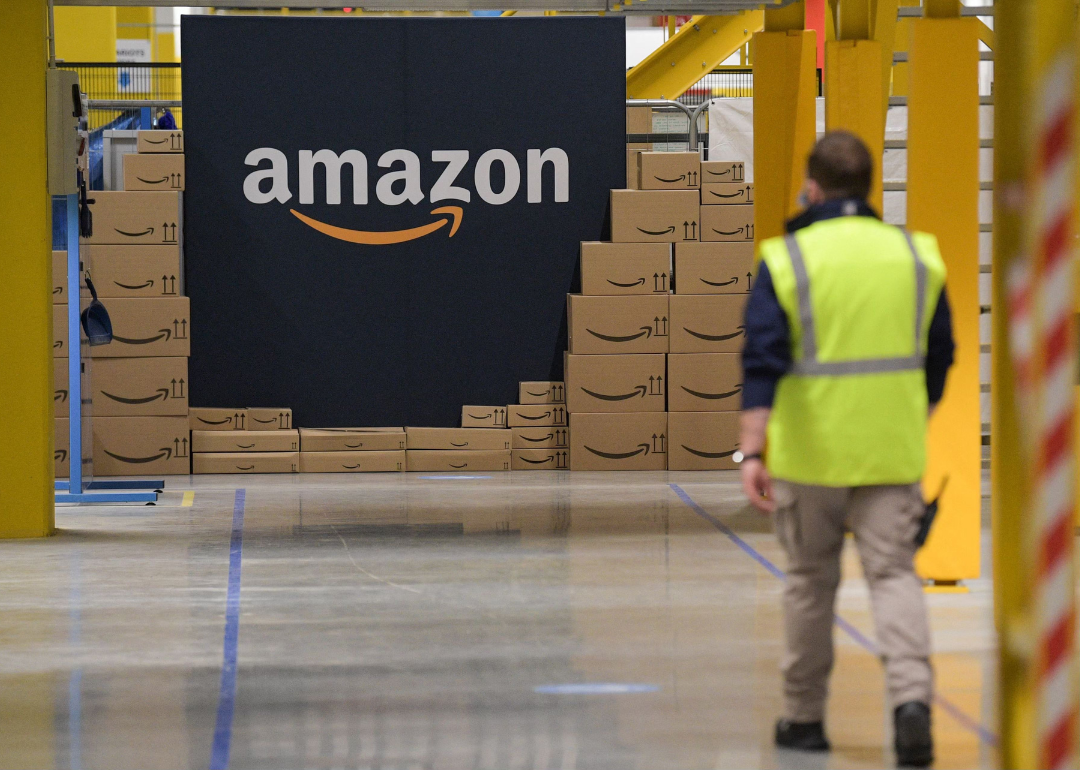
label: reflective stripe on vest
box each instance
[784,228,928,376]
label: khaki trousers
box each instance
[771,480,933,722]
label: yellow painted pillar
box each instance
[906,14,980,583]
[824,39,885,212]
[753,2,817,242]
[0,0,55,538]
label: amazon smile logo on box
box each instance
[243,147,569,245]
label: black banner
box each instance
[181,16,625,427]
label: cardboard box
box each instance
[300,450,405,473]
[610,190,700,243]
[669,294,750,353]
[299,428,406,452]
[626,149,643,189]
[580,242,672,296]
[667,353,743,412]
[638,151,701,190]
[512,449,569,470]
[461,406,508,428]
[519,381,565,404]
[406,449,510,472]
[701,160,746,184]
[83,245,181,298]
[405,427,511,451]
[193,452,299,474]
[701,204,755,243]
[54,358,70,417]
[667,411,741,470]
[190,408,247,431]
[511,426,570,449]
[91,356,188,416]
[89,297,190,358]
[54,304,68,357]
[52,250,90,304]
[246,408,292,430]
[564,353,666,413]
[137,130,184,153]
[567,294,669,355]
[701,183,754,206]
[569,412,667,471]
[192,429,299,453]
[92,416,191,476]
[507,404,567,427]
[675,242,756,295]
[626,105,652,136]
[82,191,180,246]
[55,417,92,478]
[124,153,185,191]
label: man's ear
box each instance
[805,178,826,206]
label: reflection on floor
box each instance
[0,472,996,770]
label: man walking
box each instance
[739,131,955,768]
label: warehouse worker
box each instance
[739,131,955,768]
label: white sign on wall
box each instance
[116,39,152,92]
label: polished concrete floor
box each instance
[0,472,996,770]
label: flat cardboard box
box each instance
[91,356,188,416]
[299,428,406,452]
[190,408,247,431]
[518,381,565,404]
[701,204,755,243]
[675,242,756,295]
[567,294,669,355]
[461,406,508,428]
[701,160,746,184]
[82,245,181,298]
[246,408,293,430]
[507,404,567,427]
[511,449,570,470]
[701,182,754,206]
[82,191,180,246]
[55,417,92,478]
[580,242,672,295]
[405,427,511,451]
[669,294,750,353]
[405,449,510,472]
[511,426,570,449]
[193,452,299,474]
[667,353,743,412]
[92,416,191,476]
[638,151,701,190]
[610,190,700,243]
[569,412,668,471]
[192,429,299,453]
[564,353,666,413]
[137,130,184,153]
[667,411,740,470]
[300,450,405,473]
[89,297,190,358]
[124,153,185,191]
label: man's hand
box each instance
[741,457,775,513]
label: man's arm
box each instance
[925,287,956,410]
[740,407,773,512]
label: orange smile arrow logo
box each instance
[289,206,463,245]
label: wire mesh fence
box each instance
[57,63,182,130]
[677,67,824,106]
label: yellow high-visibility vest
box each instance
[758,216,947,487]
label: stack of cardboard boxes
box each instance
[299,428,406,472]
[564,149,753,471]
[509,382,568,469]
[54,130,191,478]
[405,426,511,472]
[189,407,299,473]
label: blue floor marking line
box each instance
[669,483,999,748]
[210,489,247,770]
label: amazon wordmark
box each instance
[244,148,569,207]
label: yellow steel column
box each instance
[906,7,981,584]
[0,0,54,538]
[754,2,818,242]
[824,38,885,211]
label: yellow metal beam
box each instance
[906,16,981,584]
[0,0,54,538]
[836,0,870,39]
[976,18,995,50]
[824,39,886,211]
[764,0,804,32]
[626,10,764,99]
[753,29,817,243]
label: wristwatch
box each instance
[734,452,762,463]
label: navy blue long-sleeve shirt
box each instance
[740,200,956,410]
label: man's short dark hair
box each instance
[807,131,873,200]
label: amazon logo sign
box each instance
[242,147,569,245]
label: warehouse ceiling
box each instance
[55,0,794,13]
